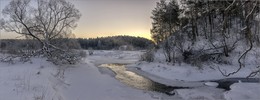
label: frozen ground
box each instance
[0,50,259,100]
[127,50,260,100]
[0,57,62,100]
[0,51,156,100]
[62,51,156,100]
[131,62,258,82]
[80,50,260,100]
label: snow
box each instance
[0,50,259,100]
[0,51,155,100]
[224,83,260,100]
[131,47,260,82]
[176,87,225,100]
[256,14,260,21]
[0,58,61,100]
[132,62,257,82]
[127,50,260,100]
[87,50,142,65]
[204,82,219,87]
[61,57,155,100]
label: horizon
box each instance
[0,0,160,40]
[0,34,153,40]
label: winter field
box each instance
[0,50,259,100]
[0,0,259,100]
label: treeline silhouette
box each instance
[77,36,154,50]
[0,36,154,51]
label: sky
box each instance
[0,0,159,39]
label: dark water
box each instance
[99,64,189,95]
[99,64,259,94]
[211,78,260,90]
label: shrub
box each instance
[88,47,94,55]
[79,50,87,58]
[140,49,155,62]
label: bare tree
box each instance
[218,0,260,77]
[0,0,81,64]
[151,0,179,63]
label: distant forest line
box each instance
[0,36,154,51]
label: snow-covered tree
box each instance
[151,0,180,62]
[0,0,82,64]
[150,0,260,76]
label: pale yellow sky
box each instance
[71,0,158,39]
[0,0,159,40]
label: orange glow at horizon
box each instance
[74,28,152,40]
[75,32,151,40]
[69,0,156,41]
[0,0,158,41]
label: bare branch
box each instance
[218,65,243,77]
[247,66,260,78]
[245,1,258,21]
[225,0,236,11]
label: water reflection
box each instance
[99,64,259,95]
[99,64,184,95]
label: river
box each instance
[98,63,259,95]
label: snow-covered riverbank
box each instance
[0,51,156,100]
[0,58,64,100]
[87,50,260,100]
[126,50,260,100]
[62,52,156,100]
[0,50,259,100]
